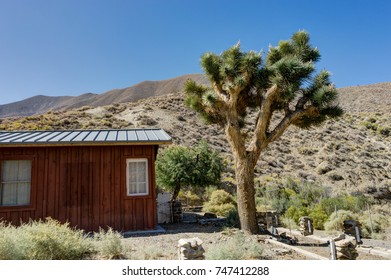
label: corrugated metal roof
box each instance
[0,129,172,146]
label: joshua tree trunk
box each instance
[226,120,259,234]
[235,156,259,234]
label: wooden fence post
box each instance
[329,239,337,260]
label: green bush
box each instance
[284,205,309,224]
[203,189,237,217]
[93,228,123,259]
[256,177,327,213]
[203,203,237,217]
[324,210,358,232]
[205,232,263,260]
[308,204,329,230]
[156,142,224,201]
[225,208,240,228]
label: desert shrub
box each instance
[297,146,318,155]
[324,210,358,232]
[308,204,329,230]
[359,213,390,238]
[280,216,299,230]
[203,189,236,217]
[203,203,237,217]
[225,208,240,228]
[19,218,92,260]
[178,190,202,207]
[93,228,123,259]
[129,245,167,260]
[202,186,218,201]
[256,177,327,214]
[0,222,23,260]
[361,121,378,131]
[319,195,368,215]
[205,232,263,260]
[0,218,92,260]
[256,184,291,213]
[284,205,309,224]
[207,189,235,205]
[377,126,390,136]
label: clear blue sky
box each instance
[0,0,390,105]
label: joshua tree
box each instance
[185,31,343,233]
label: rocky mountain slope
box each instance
[0,74,208,118]
[0,79,390,205]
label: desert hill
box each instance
[337,82,391,113]
[0,79,390,207]
[0,74,208,118]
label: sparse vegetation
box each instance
[92,228,124,259]
[0,219,126,260]
[205,231,263,260]
[0,218,91,260]
[324,210,357,232]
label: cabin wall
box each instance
[0,145,157,232]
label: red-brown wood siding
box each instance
[0,145,157,232]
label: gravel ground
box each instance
[120,222,390,260]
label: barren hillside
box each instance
[0,74,208,118]
[337,82,391,113]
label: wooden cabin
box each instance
[0,129,171,232]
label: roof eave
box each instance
[0,140,172,148]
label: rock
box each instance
[334,236,358,260]
[203,212,217,219]
[299,216,314,236]
[272,248,291,255]
[178,237,205,260]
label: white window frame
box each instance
[126,158,149,196]
[0,159,32,207]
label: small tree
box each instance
[156,141,224,201]
[185,31,343,233]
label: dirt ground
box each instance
[120,221,389,260]
[121,222,308,260]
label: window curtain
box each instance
[1,160,31,206]
[127,160,147,195]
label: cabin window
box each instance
[0,160,32,206]
[126,158,148,196]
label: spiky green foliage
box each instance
[185,30,342,130]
